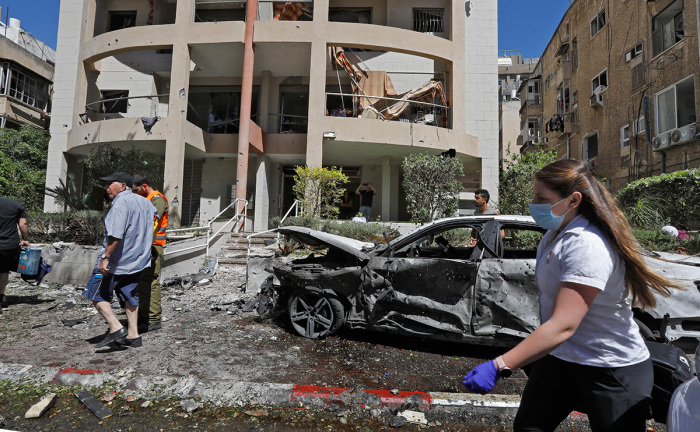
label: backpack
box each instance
[646,341,693,423]
[20,258,52,286]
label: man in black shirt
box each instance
[355,182,376,220]
[0,197,30,313]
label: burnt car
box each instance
[254,216,700,347]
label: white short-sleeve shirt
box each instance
[536,214,649,367]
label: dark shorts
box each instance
[514,355,653,432]
[83,271,143,306]
[0,248,20,273]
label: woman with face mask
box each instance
[462,159,682,432]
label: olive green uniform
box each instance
[137,194,168,325]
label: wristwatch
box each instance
[494,355,512,378]
[101,253,110,260]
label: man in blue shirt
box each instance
[85,172,156,349]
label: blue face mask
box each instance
[529,197,571,231]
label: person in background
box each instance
[0,197,30,314]
[132,174,168,333]
[86,172,156,349]
[462,159,682,431]
[473,189,498,215]
[339,190,354,220]
[355,182,376,220]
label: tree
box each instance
[292,166,349,219]
[83,143,165,208]
[402,153,464,223]
[45,172,91,211]
[498,148,557,215]
[0,125,50,211]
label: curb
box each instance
[0,362,522,415]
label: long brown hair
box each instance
[535,159,682,309]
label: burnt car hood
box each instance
[645,252,700,319]
[277,226,372,261]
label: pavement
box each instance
[0,262,659,431]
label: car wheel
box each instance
[288,290,344,339]
[634,318,656,341]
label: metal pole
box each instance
[234,0,258,232]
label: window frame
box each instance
[621,125,630,148]
[590,9,606,38]
[571,39,578,70]
[412,8,445,33]
[652,0,685,57]
[583,133,599,160]
[654,74,696,135]
[108,10,137,32]
[591,69,608,95]
[634,115,646,135]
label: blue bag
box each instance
[17,248,42,275]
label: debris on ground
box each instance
[389,415,407,428]
[180,399,201,413]
[244,409,269,417]
[75,389,112,419]
[398,409,427,425]
[24,393,57,419]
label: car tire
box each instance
[287,290,344,339]
[634,317,656,341]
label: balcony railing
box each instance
[83,94,169,122]
[325,92,450,128]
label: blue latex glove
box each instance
[462,360,499,394]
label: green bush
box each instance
[292,166,349,219]
[280,216,322,230]
[268,216,282,229]
[632,229,679,253]
[680,234,700,255]
[321,221,400,243]
[28,211,105,245]
[499,148,557,215]
[0,125,50,211]
[617,168,700,229]
[402,153,464,222]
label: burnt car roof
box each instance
[277,226,373,260]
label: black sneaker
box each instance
[95,327,127,348]
[117,337,142,348]
[138,322,162,333]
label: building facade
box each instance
[45,0,498,228]
[526,0,700,191]
[498,51,536,168]
[0,16,55,130]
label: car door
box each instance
[364,224,479,338]
[471,221,543,340]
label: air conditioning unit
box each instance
[589,93,604,108]
[651,132,671,151]
[670,124,697,145]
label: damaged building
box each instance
[44,0,499,228]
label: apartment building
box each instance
[0,16,55,130]
[44,0,498,228]
[497,51,536,167]
[521,0,700,190]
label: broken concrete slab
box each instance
[24,393,57,418]
[180,399,201,413]
[398,410,427,425]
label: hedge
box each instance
[617,168,700,230]
[28,211,105,245]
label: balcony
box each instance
[519,96,541,115]
[93,1,176,37]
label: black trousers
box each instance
[514,355,653,432]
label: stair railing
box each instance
[245,200,302,259]
[164,198,248,257]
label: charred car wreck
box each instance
[255,216,700,347]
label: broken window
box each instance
[556,80,571,115]
[109,11,137,31]
[583,133,599,160]
[329,8,372,24]
[591,69,608,94]
[571,92,579,124]
[413,8,444,33]
[654,75,696,134]
[3,64,50,110]
[195,6,246,22]
[187,87,260,134]
[279,89,309,133]
[99,90,129,114]
[652,0,684,56]
[590,9,606,37]
[501,226,543,259]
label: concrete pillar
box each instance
[449,0,466,134]
[381,156,391,221]
[305,0,329,167]
[390,164,400,221]
[254,156,271,231]
[44,0,97,211]
[163,0,195,226]
[259,70,273,132]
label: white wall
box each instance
[199,158,237,224]
[464,0,499,207]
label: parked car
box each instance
[667,342,700,430]
[255,216,700,347]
